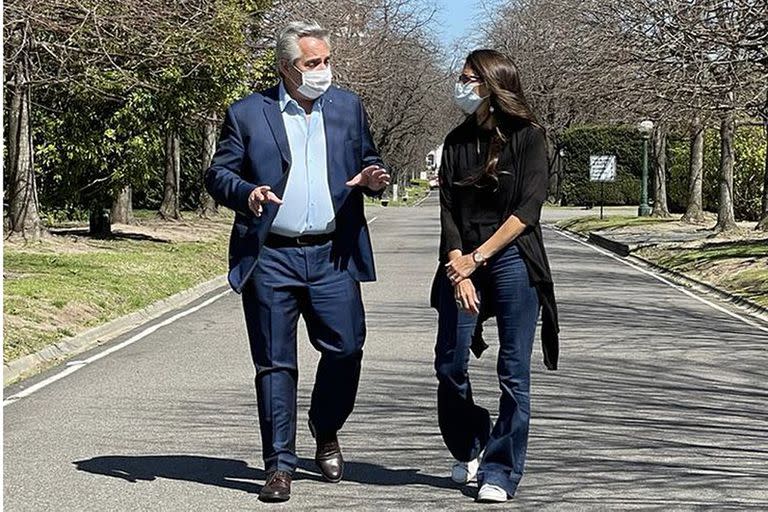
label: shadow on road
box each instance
[73,455,459,494]
[73,455,268,493]
[296,458,456,489]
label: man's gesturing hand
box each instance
[346,165,391,191]
[248,185,283,217]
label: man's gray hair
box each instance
[276,21,331,67]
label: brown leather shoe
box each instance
[258,470,292,502]
[309,420,344,483]
[315,434,344,483]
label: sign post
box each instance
[589,155,617,220]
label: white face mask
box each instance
[291,64,332,100]
[454,81,486,114]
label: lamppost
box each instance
[637,119,654,216]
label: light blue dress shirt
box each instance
[269,82,336,237]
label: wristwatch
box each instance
[472,250,487,266]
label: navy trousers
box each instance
[434,244,539,497]
[241,240,366,473]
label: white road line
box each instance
[414,190,432,207]
[5,219,383,407]
[3,290,231,407]
[550,227,768,333]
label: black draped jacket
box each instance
[429,116,560,370]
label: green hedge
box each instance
[561,124,766,221]
[561,125,643,206]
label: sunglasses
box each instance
[457,73,482,85]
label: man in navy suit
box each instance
[204,21,390,503]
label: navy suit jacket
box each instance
[204,84,385,293]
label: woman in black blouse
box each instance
[431,49,559,503]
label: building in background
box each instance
[425,144,443,188]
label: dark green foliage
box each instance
[4,0,275,223]
[560,125,643,206]
[666,126,764,220]
[560,125,765,220]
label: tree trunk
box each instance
[159,128,181,220]
[714,110,738,232]
[88,208,112,237]
[651,122,670,217]
[546,137,559,204]
[199,117,219,218]
[111,186,135,224]
[756,96,768,231]
[682,115,707,223]
[6,62,44,241]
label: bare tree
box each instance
[714,109,738,231]
[651,122,671,217]
[756,88,768,230]
[268,0,456,188]
[480,0,659,203]
[199,115,219,217]
[5,19,44,241]
[603,0,766,230]
[159,129,182,220]
[682,115,707,223]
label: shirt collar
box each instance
[278,80,325,113]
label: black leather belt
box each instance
[265,232,334,248]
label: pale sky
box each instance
[427,0,496,64]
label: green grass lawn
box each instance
[556,215,674,234]
[3,224,229,363]
[366,183,432,207]
[638,241,768,307]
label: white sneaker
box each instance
[477,483,508,503]
[450,457,479,484]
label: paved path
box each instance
[5,194,768,510]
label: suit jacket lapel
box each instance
[262,87,291,171]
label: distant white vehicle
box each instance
[426,144,443,189]
[426,144,444,174]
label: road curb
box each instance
[3,274,230,387]
[552,225,768,323]
[413,189,433,207]
[588,232,632,256]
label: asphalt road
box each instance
[4,193,768,511]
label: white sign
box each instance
[590,155,617,182]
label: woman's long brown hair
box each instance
[462,49,540,185]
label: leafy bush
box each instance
[560,125,643,206]
[561,124,765,221]
[666,125,765,220]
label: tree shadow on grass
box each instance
[50,228,173,244]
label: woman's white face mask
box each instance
[454,81,487,114]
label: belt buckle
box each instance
[295,235,311,246]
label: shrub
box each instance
[560,125,643,206]
[561,124,765,221]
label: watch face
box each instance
[473,252,483,263]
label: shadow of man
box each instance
[74,455,461,495]
[74,455,269,494]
